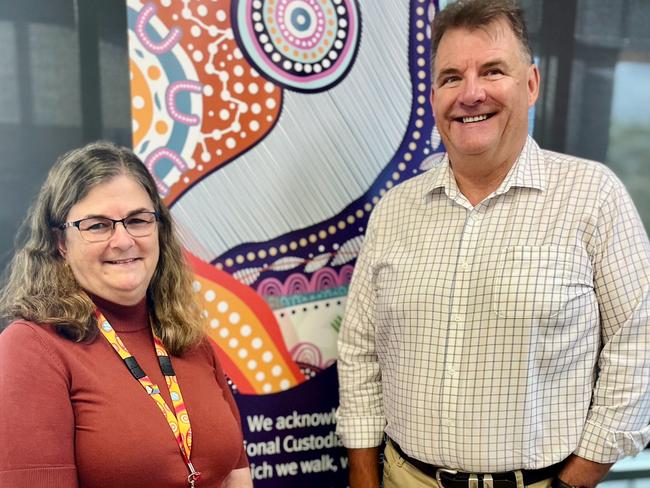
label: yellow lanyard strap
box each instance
[96,311,200,485]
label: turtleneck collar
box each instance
[89,293,150,333]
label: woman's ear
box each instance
[55,230,67,258]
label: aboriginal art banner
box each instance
[126,0,443,485]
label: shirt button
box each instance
[453,314,462,323]
[447,367,456,377]
[460,260,469,271]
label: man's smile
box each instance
[455,113,496,124]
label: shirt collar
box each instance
[496,135,547,195]
[423,135,547,200]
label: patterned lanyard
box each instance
[96,311,201,487]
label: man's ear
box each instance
[527,64,540,107]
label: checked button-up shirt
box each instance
[337,136,650,472]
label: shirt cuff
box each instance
[335,411,385,449]
[575,418,650,463]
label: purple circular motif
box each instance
[233,0,362,92]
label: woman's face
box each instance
[57,174,160,306]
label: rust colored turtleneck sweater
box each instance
[0,295,248,487]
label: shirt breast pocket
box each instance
[491,245,592,320]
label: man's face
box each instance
[430,17,539,164]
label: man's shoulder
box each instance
[375,169,434,208]
[363,170,436,235]
[540,147,614,178]
[539,147,623,192]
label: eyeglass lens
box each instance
[78,212,157,241]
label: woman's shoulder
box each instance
[184,334,215,359]
[0,320,74,381]
[0,320,73,360]
[182,335,226,369]
[1,319,54,342]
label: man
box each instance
[336,1,650,487]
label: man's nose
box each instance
[459,76,486,106]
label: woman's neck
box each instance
[89,293,149,332]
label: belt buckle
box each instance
[435,467,458,488]
[436,468,480,488]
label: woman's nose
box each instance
[108,221,135,248]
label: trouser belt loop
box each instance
[469,473,479,488]
[515,470,525,488]
[484,473,494,488]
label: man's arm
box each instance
[348,447,381,488]
[556,455,613,488]
[337,209,386,482]
[573,174,650,467]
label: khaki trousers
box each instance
[383,441,554,488]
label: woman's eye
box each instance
[126,214,155,226]
[83,220,111,232]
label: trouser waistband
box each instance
[389,438,561,488]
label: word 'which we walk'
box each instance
[250,455,347,480]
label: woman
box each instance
[0,142,253,488]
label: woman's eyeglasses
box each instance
[58,211,159,242]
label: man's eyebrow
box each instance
[435,67,460,82]
[481,59,509,70]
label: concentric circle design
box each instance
[283,2,320,44]
[233,0,362,92]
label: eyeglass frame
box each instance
[56,211,160,242]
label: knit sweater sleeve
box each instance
[0,321,78,487]
[205,337,249,469]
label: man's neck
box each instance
[448,142,525,207]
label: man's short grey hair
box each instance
[430,0,533,71]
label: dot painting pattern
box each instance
[232,0,362,91]
[127,0,441,394]
[127,0,283,204]
[212,0,439,382]
[218,0,438,287]
[189,253,304,394]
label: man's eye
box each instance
[485,69,503,76]
[441,76,460,85]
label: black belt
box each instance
[389,439,562,488]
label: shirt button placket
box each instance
[444,209,480,453]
